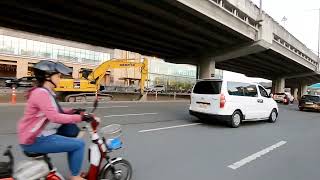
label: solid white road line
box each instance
[228,141,287,170]
[139,123,202,133]
[104,112,158,118]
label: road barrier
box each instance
[0,89,190,103]
[11,87,16,104]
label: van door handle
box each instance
[257,99,263,103]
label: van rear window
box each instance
[193,81,222,94]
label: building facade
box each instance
[0,27,223,90]
[0,27,112,79]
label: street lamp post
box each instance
[318,8,320,57]
[281,16,288,27]
[259,0,262,15]
[302,8,320,57]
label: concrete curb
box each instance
[0,100,189,106]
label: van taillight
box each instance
[220,94,226,108]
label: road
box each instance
[1,101,320,180]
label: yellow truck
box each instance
[55,58,148,102]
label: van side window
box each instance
[227,82,245,96]
[244,85,258,97]
[258,86,269,98]
[227,82,257,97]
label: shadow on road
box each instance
[194,118,232,128]
[194,117,275,128]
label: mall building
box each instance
[0,27,223,90]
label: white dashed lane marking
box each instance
[139,123,202,133]
[104,112,158,118]
[228,141,287,170]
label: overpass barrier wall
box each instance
[207,0,260,30]
[273,35,319,67]
[220,0,319,65]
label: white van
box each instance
[189,79,279,128]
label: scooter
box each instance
[283,95,289,105]
[0,99,132,180]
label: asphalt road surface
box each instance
[1,101,320,180]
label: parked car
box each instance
[299,95,320,111]
[189,79,279,128]
[5,76,36,88]
[146,85,166,93]
[0,77,15,87]
[5,78,17,88]
[273,92,294,103]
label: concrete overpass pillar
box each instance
[273,78,285,93]
[196,65,199,79]
[300,84,308,96]
[199,58,215,79]
[293,88,298,101]
[271,80,276,93]
[278,78,285,93]
[280,79,285,92]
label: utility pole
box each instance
[318,8,320,57]
[259,0,262,15]
[305,8,320,57]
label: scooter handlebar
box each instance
[81,116,101,132]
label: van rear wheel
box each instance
[228,111,242,128]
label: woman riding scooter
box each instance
[17,60,94,180]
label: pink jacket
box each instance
[17,88,82,145]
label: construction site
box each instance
[0,28,205,102]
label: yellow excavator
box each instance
[55,58,148,102]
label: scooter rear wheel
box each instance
[99,159,132,180]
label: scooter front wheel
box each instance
[99,158,132,180]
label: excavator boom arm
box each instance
[88,58,148,93]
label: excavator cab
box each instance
[80,69,92,79]
[80,69,96,84]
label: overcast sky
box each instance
[223,0,320,82]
